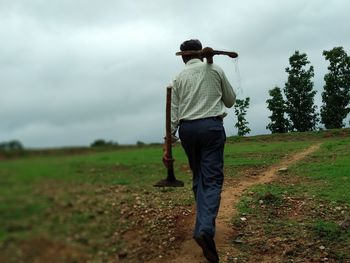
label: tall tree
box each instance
[284,51,318,132]
[266,86,289,133]
[320,47,350,129]
[234,97,251,136]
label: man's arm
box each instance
[170,83,180,137]
[220,71,236,108]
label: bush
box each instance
[90,139,118,148]
[0,140,24,152]
[136,141,146,146]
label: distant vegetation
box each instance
[90,139,148,148]
[0,140,23,151]
[90,139,118,148]
[266,46,350,133]
[234,46,349,136]
[136,141,146,146]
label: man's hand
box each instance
[202,47,214,64]
[202,47,214,56]
[163,134,178,145]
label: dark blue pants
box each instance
[179,117,226,238]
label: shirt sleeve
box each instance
[170,82,180,135]
[220,70,236,108]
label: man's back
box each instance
[171,58,235,134]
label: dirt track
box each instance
[148,143,321,263]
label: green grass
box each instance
[224,141,313,176]
[292,138,350,203]
[311,220,343,242]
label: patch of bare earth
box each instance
[147,143,321,263]
[17,238,87,263]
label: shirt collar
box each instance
[186,58,202,66]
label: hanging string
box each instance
[232,57,243,96]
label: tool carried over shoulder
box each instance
[176,47,238,64]
[154,86,184,187]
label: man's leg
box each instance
[179,118,225,238]
[178,121,202,197]
[179,121,202,237]
[193,118,225,263]
[195,119,225,238]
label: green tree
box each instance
[266,86,289,133]
[284,51,318,132]
[320,47,350,129]
[234,97,251,136]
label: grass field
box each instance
[0,128,349,262]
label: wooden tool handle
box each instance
[165,86,174,169]
[175,48,238,62]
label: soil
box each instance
[147,143,321,263]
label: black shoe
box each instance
[194,232,219,263]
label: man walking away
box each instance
[164,39,236,262]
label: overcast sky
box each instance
[1,0,349,148]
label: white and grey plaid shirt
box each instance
[171,58,236,134]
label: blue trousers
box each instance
[179,117,226,238]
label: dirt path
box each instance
[149,143,321,263]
